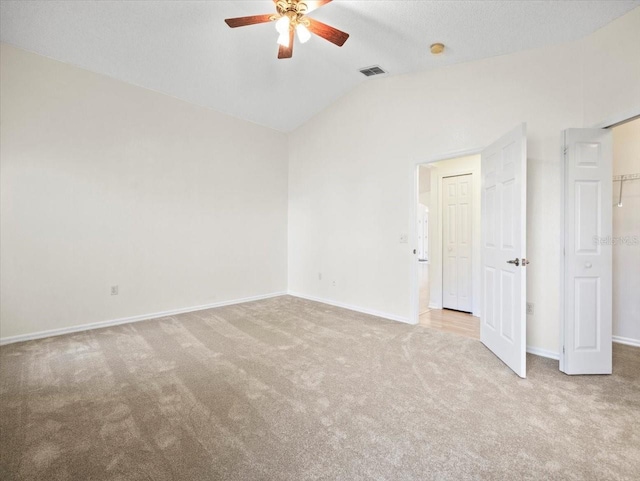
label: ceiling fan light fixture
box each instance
[277,31,290,47]
[275,15,290,34]
[296,24,311,43]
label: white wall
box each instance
[612,118,640,344]
[581,10,640,128]
[0,44,289,340]
[288,8,640,355]
[427,155,481,316]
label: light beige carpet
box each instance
[1,295,639,480]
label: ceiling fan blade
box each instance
[306,0,333,13]
[225,14,273,28]
[278,28,295,59]
[306,18,349,47]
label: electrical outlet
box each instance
[399,234,408,244]
[526,302,534,315]
[332,280,336,286]
[111,285,119,296]
[318,272,322,280]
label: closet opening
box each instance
[611,117,640,348]
[560,115,640,374]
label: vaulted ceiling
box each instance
[1,1,639,131]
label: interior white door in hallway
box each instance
[442,174,473,312]
[561,128,613,375]
[481,124,528,378]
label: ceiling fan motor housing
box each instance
[275,0,310,29]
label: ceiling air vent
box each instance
[359,65,387,77]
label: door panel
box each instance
[442,174,473,312]
[562,129,612,375]
[483,267,496,329]
[481,124,527,378]
[500,270,515,341]
[574,277,599,350]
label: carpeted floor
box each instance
[1,295,639,481]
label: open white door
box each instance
[481,124,527,378]
[562,129,612,375]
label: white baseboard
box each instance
[526,346,560,360]
[428,301,442,310]
[287,291,413,325]
[0,291,287,346]
[525,338,638,360]
[613,335,640,348]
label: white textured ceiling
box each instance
[1,1,639,131]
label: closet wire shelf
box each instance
[613,172,640,207]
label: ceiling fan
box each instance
[224,0,349,59]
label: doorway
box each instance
[611,118,640,347]
[411,124,529,378]
[417,155,481,339]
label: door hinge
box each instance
[562,346,565,354]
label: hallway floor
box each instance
[419,308,480,340]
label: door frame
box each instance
[409,147,482,325]
[559,108,640,372]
